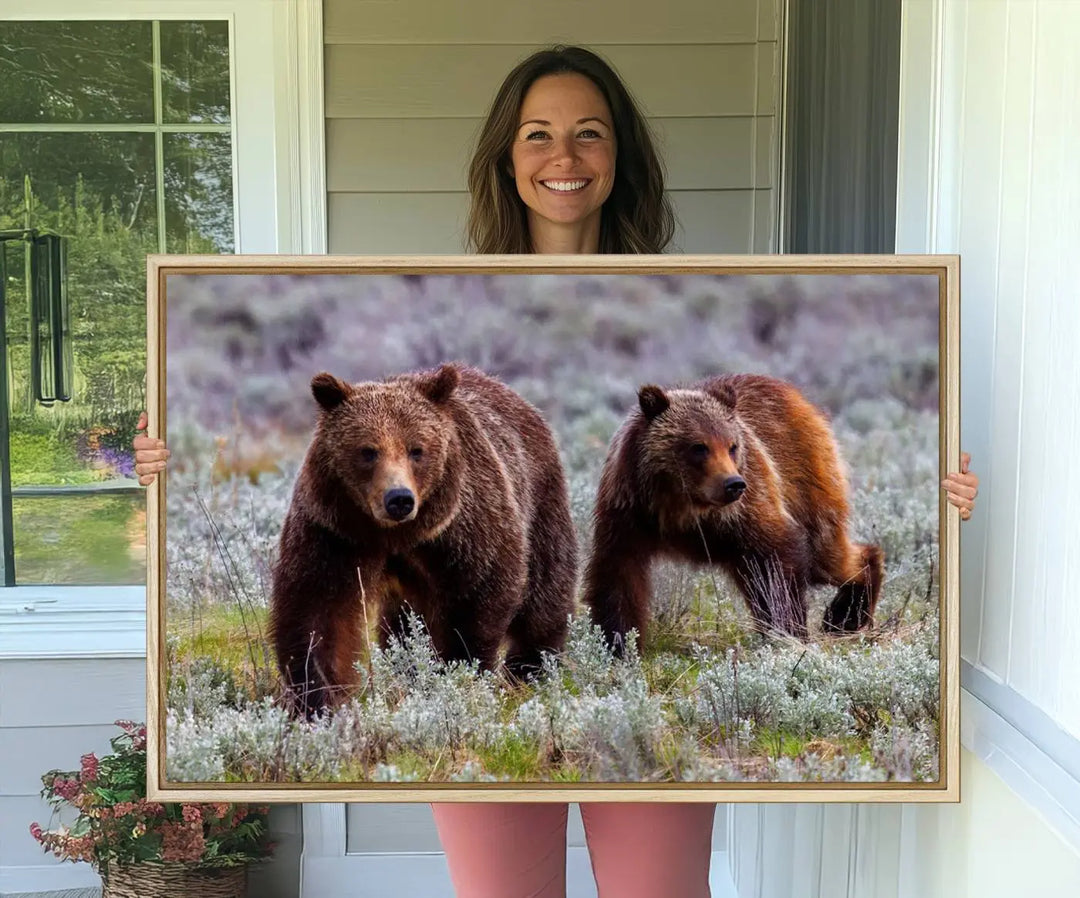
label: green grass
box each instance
[165,588,938,784]
[13,493,145,584]
[168,603,274,701]
[8,429,99,486]
[474,734,546,780]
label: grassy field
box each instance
[13,494,144,584]
[162,271,942,785]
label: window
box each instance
[0,19,235,585]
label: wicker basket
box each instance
[101,862,247,898]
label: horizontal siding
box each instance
[3,796,67,868]
[754,189,778,253]
[670,189,760,252]
[758,0,779,41]
[327,117,775,192]
[328,188,764,255]
[0,724,125,796]
[756,40,778,114]
[0,659,144,728]
[323,0,781,271]
[325,44,762,119]
[0,658,145,870]
[329,191,468,253]
[327,119,480,193]
[324,0,760,45]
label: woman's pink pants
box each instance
[431,802,716,898]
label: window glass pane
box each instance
[160,21,232,124]
[0,22,154,123]
[2,132,156,584]
[1,19,234,586]
[164,132,235,253]
[12,494,145,585]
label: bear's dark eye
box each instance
[409,447,424,461]
[690,442,710,460]
[729,443,738,459]
[359,447,378,463]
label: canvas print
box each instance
[150,257,958,800]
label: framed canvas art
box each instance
[145,254,960,803]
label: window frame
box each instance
[0,0,326,656]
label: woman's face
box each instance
[509,73,617,235]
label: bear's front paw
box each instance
[285,679,337,721]
[280,657,340,720]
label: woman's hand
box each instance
[133,411,170,486]
[942,451,979,521]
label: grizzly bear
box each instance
[582,373,883,653]
[269,362,578,717]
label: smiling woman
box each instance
[509,72,617,253]
[465,45,674,255]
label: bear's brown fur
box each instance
[269,363,578,717]
[582,373,883,652]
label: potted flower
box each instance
[30,720,273,898]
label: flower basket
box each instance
[30,721,273,893]
[102,862,247,898]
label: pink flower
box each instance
[29,822,43,842]
[52,777,81,801]
[80,753,99,782]
[181,805,202,824]
[112,801,136,818]
[161,822,205,863]
[132,725,148,751]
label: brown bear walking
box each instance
[269,362,578,717]
[582,373,883,653]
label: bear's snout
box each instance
[722,475,747,504]
[383,487,416,521]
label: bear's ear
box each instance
[709,381,738,410]
[417,363,460,404]
[638,385,670,420]
[311,372,352,411]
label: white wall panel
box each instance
[1007,3,1080,729]
[980,0,1035,693]
[954,0,1010,679]
[898,0,1080,735]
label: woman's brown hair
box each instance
[466,45,676,254]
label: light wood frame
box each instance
[146,253,960,803]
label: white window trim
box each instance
[962,678,1080,852]
[0,0,327,659]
